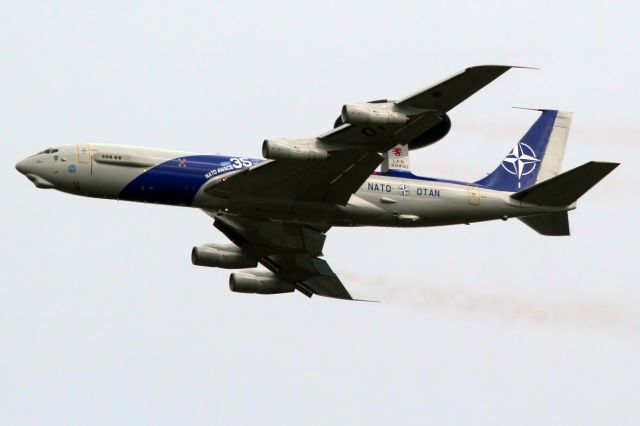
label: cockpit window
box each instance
[34,148,59,155]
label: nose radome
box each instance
[15,159,29,174]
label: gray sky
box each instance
[2,1,639,425]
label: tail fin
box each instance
[511,161,620,206]
[475,109,573,191]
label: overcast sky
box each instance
[2,1,639,425]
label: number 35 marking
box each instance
[230,157,253,168]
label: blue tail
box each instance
[475,109,565,192]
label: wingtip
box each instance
[467,64,539,71]
[510,65,540,70]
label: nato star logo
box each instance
[398,184,410,196]
[500,142,540,186]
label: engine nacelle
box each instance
[262,138,328,160]
[407,113,451,150]
[229,270,295,295]
[341,102,409,126]
[191,244,257,269]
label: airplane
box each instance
[15,65,619,301]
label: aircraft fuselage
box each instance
[15,144,568,228]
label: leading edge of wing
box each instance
[397,64,536,111]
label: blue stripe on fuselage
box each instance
[373,170,472,187]
[118,155,262,206]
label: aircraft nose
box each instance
[15,158,30,175]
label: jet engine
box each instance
[191,244,257,269]
[334,108,451,151]
[262,138,328,160]
[340,102,409,126]
[229,270,295,295]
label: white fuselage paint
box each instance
[16,144,570,228]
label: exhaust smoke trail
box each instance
[344,273,640,334]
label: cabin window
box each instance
[99,154,122,160]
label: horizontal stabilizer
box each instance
[519,212,570,236]
[511,161,619,206]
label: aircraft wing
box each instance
[321,65,517,149]
[205,66,517,205]
[204,150,382,205]
[211,214,352,299]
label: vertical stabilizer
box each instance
[475,109,573,192]
[535,110,572,183]
[381,144,411,173]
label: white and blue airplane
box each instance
[16,66,618,300]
